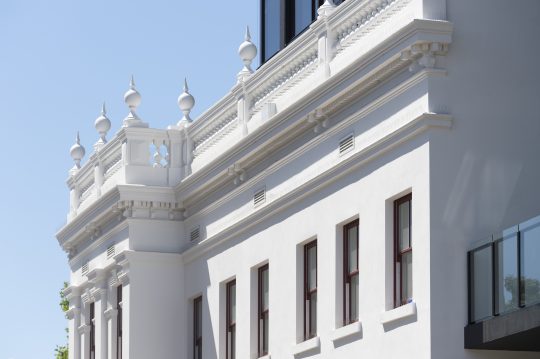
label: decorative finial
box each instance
[237,26,257,82]
[70,131,86,169]
[122,75,148,128]
[317,0,336,18]
[94,102,111,147]
[177,78,195,126]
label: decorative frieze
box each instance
[251,48,318,112]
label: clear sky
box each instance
[0,1,258,357]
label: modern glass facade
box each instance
[468,214,540,323]
[261,0,345,63]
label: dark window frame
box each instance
[90,302,95,359]
[193,296,203,359]
[304,240,317,340]
[394,193,412,308]
[117,286,123,359]
[226,280,236,359]
[343,219,359,325]
[258,264,269,357]
[260,0,329,63]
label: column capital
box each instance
[77,323,91,335]
[104,308,118,320]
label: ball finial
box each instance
[238,26,257,80]
[70,132,86,169]
[122,75,147,127]
[177,78,195,125]
[94,102,111,144]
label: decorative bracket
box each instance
[307,109,330,133]
[400,42,448,72]
[228,164,247,185]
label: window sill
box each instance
[380,302,417,325]
[329,321,362,342]
[292,336,320,356]
[258,355,271,359]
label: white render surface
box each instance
[56,0,540,358]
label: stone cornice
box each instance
[182,111,452,263]
[56,187,121,249]
[186,68,447,222]
[59,184,183,258]
[176,19,452,207]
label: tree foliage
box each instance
[55,282,69,359]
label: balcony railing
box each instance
[468,214,540,324]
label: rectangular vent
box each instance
[339,134,354,155]
[254,188,266,206]
[190,226,201,242]
[107,245,115,259]
[82,262,89,275]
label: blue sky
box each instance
[0,1,258,357]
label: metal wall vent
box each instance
[82,262,89,275]
[254,188,266,206]
[190,226,201,242]
[339,134,354,155]
[107,245,115,259]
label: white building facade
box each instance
[56,0,540,358]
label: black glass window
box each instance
[262,0,282,62]
[261,0,343,63]
[294,0,314,37]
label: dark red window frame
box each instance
[90,302,95,359]
[343,219,359,325]
[117,285,123,359]
[258,264,269,357]
[226,280,236,359]
[304,240,317,340]
[394,193,412,308]
[193,296,203,359]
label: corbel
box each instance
[228,163,247,185]
[401,42,449,72]
[307,109,330,133]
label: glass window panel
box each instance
[350,274,359,322]
[348,226,358,272]
[230,283,236,323]
[263,0,281,61]
[521,219,540,306]
[496,233,518,314]
[395,264,401,306]
[262,268,269,310]
[263,312,269,353]
[294,0,313,36]
[196,299,202,337]
[308,244,317,290]
[472,246,493,321]
[399,201,410,250]
[401,251,413,303]
[309,292,317,337]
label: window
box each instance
[117,286,123,359]
[226,280,236,359]
[343,219,359,325]
[258,264,269,357]
[193,296,203,359]
[304,240,317,339]
[90,302,96,359]
[262,0,346,63]
[394,194,412,307]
